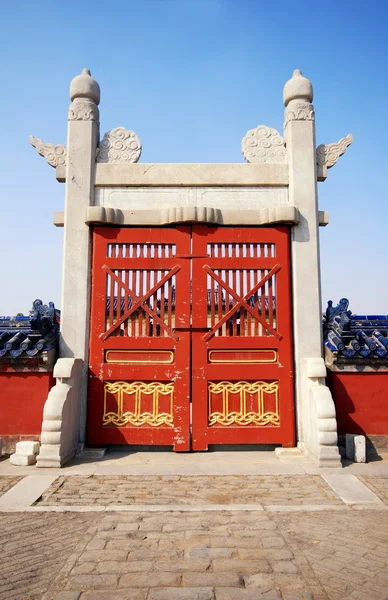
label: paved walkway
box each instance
[0,451,387,600]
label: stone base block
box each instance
[10,441,40,466]
[346,434,366,463]
[10,454,37,466]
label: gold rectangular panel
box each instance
[105,350,174,364]
[208,350,277,364]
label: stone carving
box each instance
[29,136,67,168]
[96,127,142,164]
[303,358,341,467]
[37,358,83,467]
[316,134,353,168]
[284,101,315,127]
[242,125,286,164]
[68,98,99,123]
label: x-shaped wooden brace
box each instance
[101,264,181,341]
[203,264,282,341]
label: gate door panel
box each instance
[88,227,191,450]
[191,226,294,450]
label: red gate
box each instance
[191,226,294,449]
[88,226,294,449]
[88,227,191,449]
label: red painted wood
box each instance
[88,227,191,450]
[191,226,295,450]
[88,225,295,451]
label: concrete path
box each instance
[0,452,387,599]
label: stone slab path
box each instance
[0,470,387,599]
[36,475,343,507]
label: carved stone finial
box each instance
[316,134,353,168]
[70,68,100,105]
[283,69,313,106]
[96,127,142,164]
[29,136,67,168]
[242,125,286,164]
[283,70,315,128]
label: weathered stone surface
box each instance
[37,474,342,507]
[1,506,388,600]
[148,589,214,600]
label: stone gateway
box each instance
[29,68,353,468]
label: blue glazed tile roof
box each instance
[0,300,60,359]
[323,298,388,360]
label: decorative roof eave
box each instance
[0,300,60,367]
[323,297,388,369]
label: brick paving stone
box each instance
[79,591,147,600]
[272,510,388,600]
[358,475,388,505]
[2,493,388,600]
[215,589,281,600]
[68,574,118,589]
[182,572,242,586]
[119,572,181,587]
[148,589,215,600]
[36,474,342,506]
[0,476,23,497]
[0,512,98,600]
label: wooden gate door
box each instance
[191,226,295,450]
[88,225,294,450]
[88,227,191,450]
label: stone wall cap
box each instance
[70,68,100,105]
[283,69,313,106]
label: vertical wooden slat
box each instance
[247,269,252,337]
[239,269,244,336]
[254,270,259,336]
[125,269,129,336]
[131,270,136,337]
[145,270,150,336]
[167,275,172,331]
[138,268,143,337]
[160,270,165,337]
[261,269,266,337]
[268,273,273,331]
[210,272,215,332]
[232,269,237,336]
[153,286,158,337]
[108,273,113,330]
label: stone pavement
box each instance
[37,475,342,507]
[0,452,387,600]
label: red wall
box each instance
[0,372,54,453]
[327,371,388,435]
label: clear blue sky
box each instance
[1,0,387,315]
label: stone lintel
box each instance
[53,207,329,228]
[57,163,288,186]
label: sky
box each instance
[0,0,387,316]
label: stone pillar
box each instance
[37,70,99,467]
[284,70,341,467]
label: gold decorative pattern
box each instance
[208,381,279,427]
[103,381,174,427]
[105,350,174,364]
[208,350,277,364]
